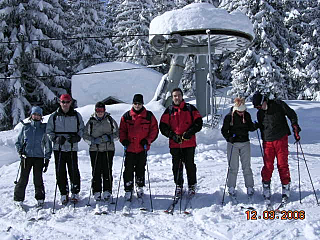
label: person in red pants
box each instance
[252,92,301,203]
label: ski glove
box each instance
[140,138,148,147]
[68,134,81,144]
[182,131,192,140]
[292,124,301,141]
[121,139,130,147]
[55,136,66,145]
[228,136,235,143]
[101,134,110,142]
[43,159,50,173]
[172,134,183,144]
[91,137,101,145]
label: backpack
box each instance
[89,114,114,136]
[52,110,80,133]
[123,110,153,123]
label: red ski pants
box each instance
[261,135,290,185]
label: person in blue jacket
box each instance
[14,106,52,208]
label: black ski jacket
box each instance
[256,100,298,141]
[221,107,256,143]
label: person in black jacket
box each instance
[252,92,301,202]
[221,98,256,201]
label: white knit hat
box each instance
[233,97,247,113]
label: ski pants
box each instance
[14,157,45,202]
[226,141,254,189]
[261,135,290,185]
[123,151,146,192]
[54,151,81,195]
[89,151,114,194]
[170,147,197,187]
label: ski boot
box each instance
[228,187,238,204]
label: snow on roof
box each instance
[71,62,163,107]
[149,3,254,39]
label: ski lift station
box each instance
[149,3,254,127]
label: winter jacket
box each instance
[119,107,159,153]
[83,112,119,152]
[46,107,84,151]
[221,108,256,143]
[256,100,298,141]
[160,100,203,148]
[15,120,52,159]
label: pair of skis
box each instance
[122,194,147,216]
[164,192,194,215]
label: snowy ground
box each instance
[0,99,320,240]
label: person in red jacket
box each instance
[160,88,203,197]
[119,94,159,201]
[252,92,301,204]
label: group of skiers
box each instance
[13,88,203,208]
[221,92,301,205]
[13,89,301,209]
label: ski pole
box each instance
[14,157,23,184]
[296,142,302,204]
[298,141,319,205]
[70,142,76,208]
[144,145,153,212]
[178,144,184,213]
[114,147,126,213]
[52,143,62,214]
[256,129,264,158]
[106,149,114,204]
[86,145,100,206]
[222,139,234,205]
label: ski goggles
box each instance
[95,108,105,113]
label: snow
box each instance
[1,80,320,239]
[149,3,254,40]
[71,62,163,107]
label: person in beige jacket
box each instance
[83,102,119,202]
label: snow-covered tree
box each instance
[65,0,116,73]
[113,0,155,65]
[224,0,291,99]
[0,0,70,130]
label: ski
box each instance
[264,198,273,211]
[229,195,238,205]
[164,194,182,215]
[183,193,195,215]
[240,206,256,211]
[275,196,288,213]
[122,199,132,216]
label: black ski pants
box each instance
[89,151,114,194]
[123,151,146,192]
[170,147,197,187]
[54,151,80,195]
[14,157,45,201]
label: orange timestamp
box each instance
[246,210,305,220]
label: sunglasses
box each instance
[133,102,142,106]
[32,113,42,116]
[95,108,105,113]
[60,100,71,104]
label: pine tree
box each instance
[0,0,70,130]
[66,0,116,73]
[113,0,155,65]
[225,0,290,99]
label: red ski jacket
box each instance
[160,100,203,148]
[119,108,158,153]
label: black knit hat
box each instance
[132,94,144,104]
[95,101,105,109]
[252,92,265,107]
